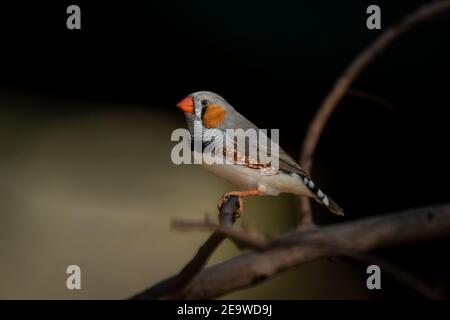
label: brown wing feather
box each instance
[225,109,311,177]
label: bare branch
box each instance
[173,213,444,299]
[297,0,450,226]
[346,89,399,112]
[180,203,450,299]
[172,217,269,251]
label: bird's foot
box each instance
[218,189,262,216]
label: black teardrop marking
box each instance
[191,136,214,152]
[201,105,208,121]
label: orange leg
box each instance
[218,189,262,214]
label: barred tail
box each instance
[301,176,344,216]
[315,196,344,216]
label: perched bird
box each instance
[176,91,343,216]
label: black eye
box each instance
[201,99,208,106]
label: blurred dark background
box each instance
[0,0,449,299]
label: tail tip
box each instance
[328,199,344,216]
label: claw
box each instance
[218,192,242,214]
[217,189,262,215]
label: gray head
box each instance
[176,91,237,132]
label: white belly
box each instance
[201,161,311,197]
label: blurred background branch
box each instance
[297,0,450,227]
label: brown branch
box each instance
[177,203,450,299]
[169,207,446,299]
[130,199,449,299]
[172,217,269,250]
[297,0,450,226]
[129,196,240,300]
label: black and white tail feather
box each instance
[300,174,344,216]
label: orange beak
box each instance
[176,96,194,113]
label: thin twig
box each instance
[172,217,269,250]
[347,89,399,112]
[297,0,450,226]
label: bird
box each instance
[176,91,344,216]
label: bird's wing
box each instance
[225,110,344,215]
[226,111,311,178]
[277,148,311,178]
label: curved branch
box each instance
[180,203,450,299]
[297,0,450,226]
[170,208,444,299]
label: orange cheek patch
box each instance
[202,104,227,128]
